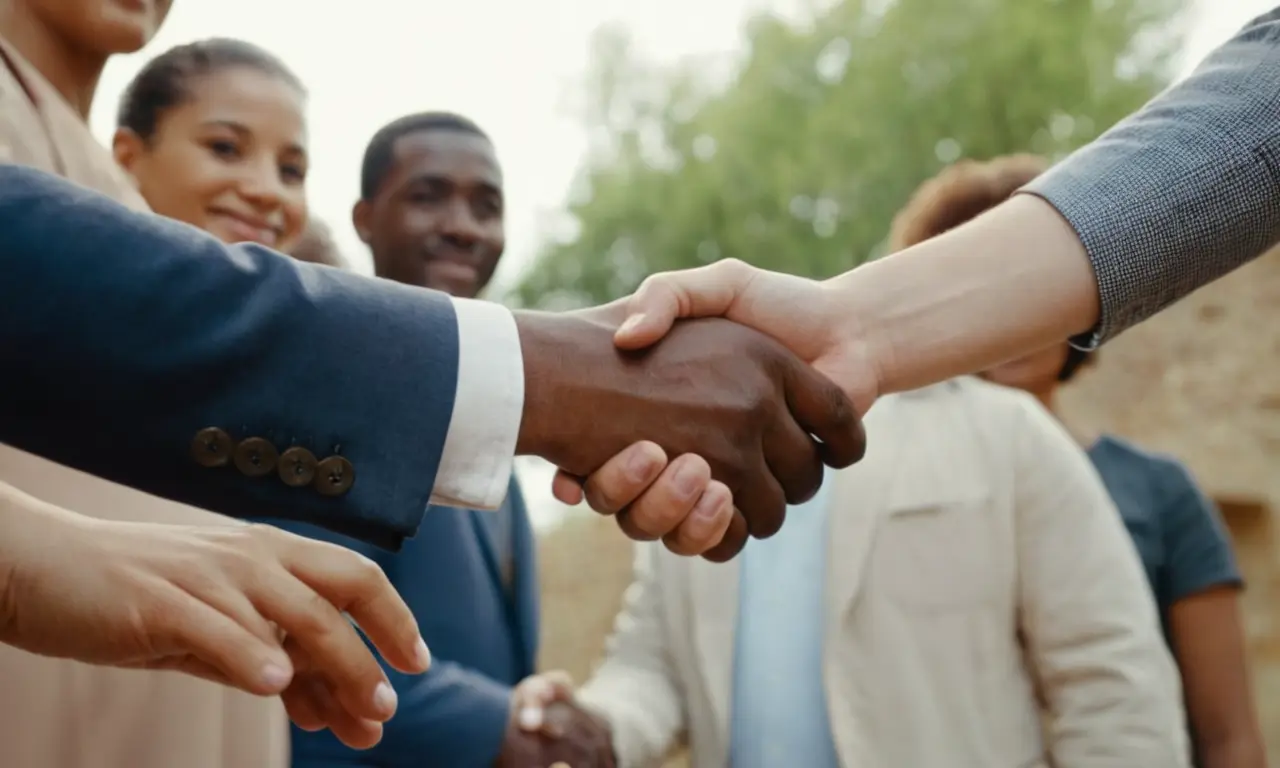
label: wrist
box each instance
[0,483,87,640]
[817,273,890,411]
[512,311,603,466]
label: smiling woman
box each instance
[112,37,310,252]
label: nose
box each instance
[438,197,484,245]
[237,158,289,212]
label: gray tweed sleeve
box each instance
[1021,7,1280,348]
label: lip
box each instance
[424,259,480,285]
[209,209,281,248]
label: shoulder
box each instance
[1088,435,1200,502]
[900,375,1064,438]
[890,375,1038,416]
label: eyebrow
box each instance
[200,119,307,157]
[405,172,502,195]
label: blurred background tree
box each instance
[511,0,1188,308]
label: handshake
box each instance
[496,672,613,768]
[516,296,866,561]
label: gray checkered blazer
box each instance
[1023,7,1280,349]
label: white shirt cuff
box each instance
[430,297,524,510]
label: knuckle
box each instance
[293,591,339,639]
[583,477,623,515]
[347,553,387,588]
[245,522,284,547]
[633,501,683,537]
[615,509,660,542]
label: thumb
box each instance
[614,259,756,350]
[514,671,576,732]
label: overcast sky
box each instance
[87,0,1277,528]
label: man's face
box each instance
[355,129,504,298]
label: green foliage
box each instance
[512,0,1188,308]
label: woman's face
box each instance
[115,66,308,252]
[979,342,1070,396]
[27,0,172,56]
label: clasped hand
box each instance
[495,672,613,768]
[527,268,869,561]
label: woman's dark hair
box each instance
[116,37,305,141]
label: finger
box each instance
[700,510,750,563]
[784,363,866,469]
[614,454,710,542]
[143,654,235,687]
[279,638,327,732]
[551,470,586,505]
[282,534,428,676]
[155,589,294,696]
[761,403,824,506]
[662,480,734,557]
[516,670,575,705]
[281,678,327,732]
[541,701,580,739]
[731,456,787,540]
[174,564,288,653]
[580,441,667,516]
[614,260,755,350]
[540,669,575,693]
[515,670,577,735]
[248,560,396,723]
[297,673,384,750]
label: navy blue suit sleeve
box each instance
[288,658,512,768]
[0,165,459,549]
[1159,465,1244,604]
[272,520,514,768]
[378,659,513,767]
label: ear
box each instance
[111,128,146,177]
[351,198,373,244]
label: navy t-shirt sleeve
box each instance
[1159,466,1244,604]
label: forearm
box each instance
[834,9,1280,397]
[831,193,1098,397]
[0,166,524,547]
[1199,737,1267,768]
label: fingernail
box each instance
[373,682,398,717]
[673,460,702,498]
[518,706,543,730]
[693,493,727,522]
[413,637,431,670]
[627,446,660,482]
[617,314,645,336]
[260,662,292,691]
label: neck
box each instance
[0,4,107,118]
[1031,387,1056,413]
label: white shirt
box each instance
[430,298,524,510]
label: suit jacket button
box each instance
[191,427,233,468]
[314,456,355,497]
[278,447,317,488]
[233,437,279,477]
